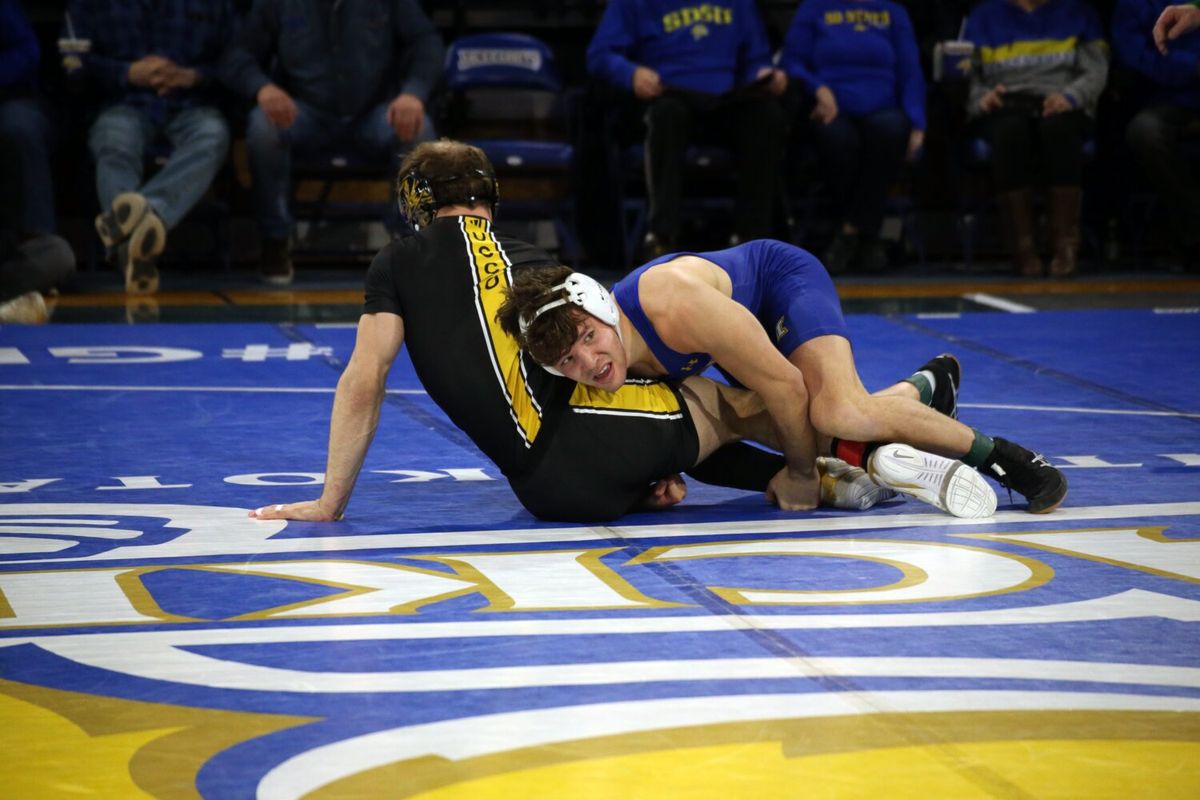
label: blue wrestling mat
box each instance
[1,309,1198,798]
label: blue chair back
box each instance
[445,33,562,93]
[440,33,578,260]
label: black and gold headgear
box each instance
[396,165,499,230]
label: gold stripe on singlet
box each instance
[568,381,683,419]
[463,216,543,446]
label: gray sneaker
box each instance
[120,205,166,294]
[0,291,49,324]
[95,192,150,249]
[868,443,997,518]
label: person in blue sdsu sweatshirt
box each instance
[964,0,1108,279]
[780,0,927,274]
[586,0,788,260]
[1114,0,1200,272]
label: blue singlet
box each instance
[610,240,850,380]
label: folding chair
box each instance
[442,32,579,259]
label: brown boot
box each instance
[1048,186,1082,278]
[997,189,1043,277]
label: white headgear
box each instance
[519,272,622,377]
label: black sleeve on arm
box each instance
[685,442,784,492]
[362,243,402,316]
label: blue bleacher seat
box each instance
[442,33,578,259]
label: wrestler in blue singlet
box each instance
[610,240,851,379]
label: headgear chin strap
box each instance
[519,273,622,377]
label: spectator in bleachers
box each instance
[781,0,927,274]
[586,0,788,260]
[1114,0,1200,271]
[964,0,1109,279]
[219,0,444,285]
[1,0,56,240]
[68,0,235,295]
[0,0,74,323]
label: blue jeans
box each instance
[87,104,230,229]
[244,99,436,240]
[0,98,55,234]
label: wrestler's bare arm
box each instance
[639,265,820,510]
[250,312,405,521]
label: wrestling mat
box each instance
[1,308,1197,798]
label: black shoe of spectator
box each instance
[638,232,671,263]
[260,239,294,286]
[1183,241,1200,273]
[856,236,889,273]
[823,230,858,275]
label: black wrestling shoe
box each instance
[982,437,1068,513]
[915,353,961,418]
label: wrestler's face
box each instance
[552,314,626,391]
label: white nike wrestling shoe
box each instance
[818,457,898,510]
[867,443,997,519]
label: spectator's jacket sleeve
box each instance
[1112,0,1200,86]
[737,0,775,85]
[780,1,823,94]
[218,0,279,100]
[65,0,129,93]
[586,0,641,92]
[0,0,39,88]
[1061,24,1110,110]
[193,0,237,87]
[964,8,991,115]
[893,3,927,130]
[392,0,443,103]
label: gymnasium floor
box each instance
[2,265,1199,798]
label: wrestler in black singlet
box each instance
[363,215,703,521]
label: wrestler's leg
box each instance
[791,336,1064,514]
[678,376,894,510]
[678,376,789,459]
[873,353,961,419]
[790,335,976,456]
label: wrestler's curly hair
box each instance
[496,265,585,367]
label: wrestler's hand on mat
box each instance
[765,467,820,511]
[640,474,688,510]
[249,500,342,522]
